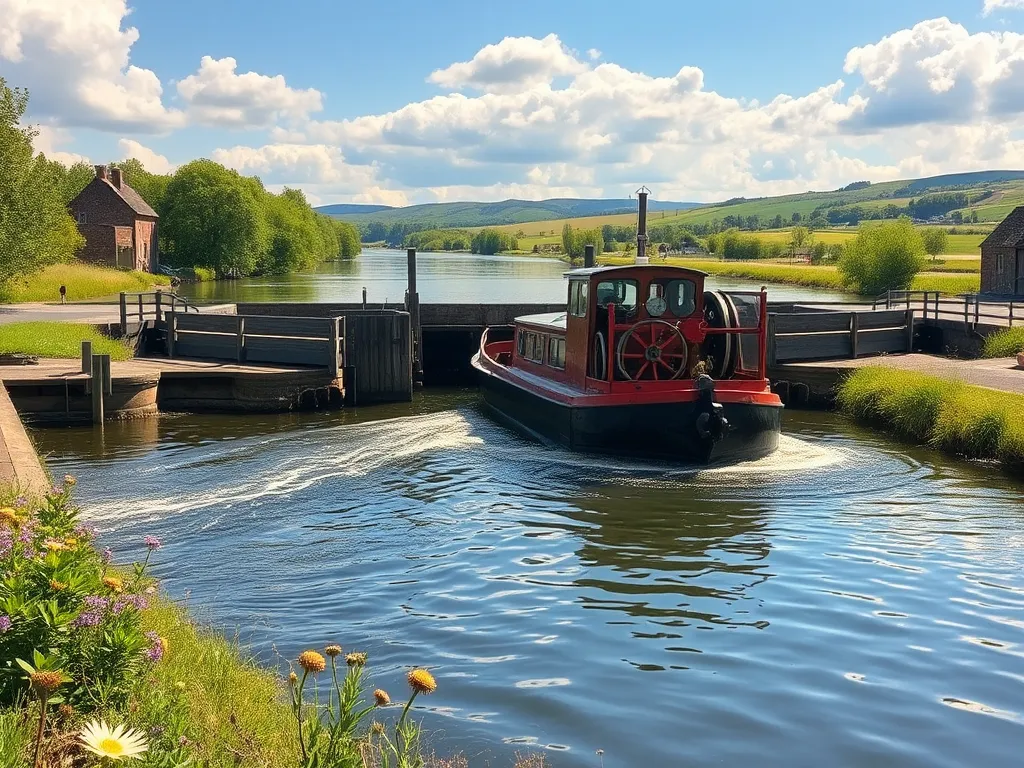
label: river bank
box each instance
[0,263,171,304]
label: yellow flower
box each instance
[373,688,391,706]
[297,650,326,674]
[159,637,169,656]
[80,720,148,761]
[63,475,77,487]
[407,668,437,695]
[288,671,298,684]
[103,576,124,593]
[29,670,65,695]
[43,539,66,552]
[345,652,367,667]
[65,537,78,547]
[324,644,342,658]
[49,579,67,591]
[0,508,19,527]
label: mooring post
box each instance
[850,312,859,358]
[154,290,163,327]
[905,309,915,352]
[90,354,106,424]
[236,315,246,364]
[119,292,127,332]
[407,248,423,385]
[81,340,93,375]
[362,286,367,309]
[584,244,595,269]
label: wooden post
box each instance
[329,317,341,377]
[964,295,970,331]
[850,312,859,358]
[905,309,914,352]
[362,287,367,309]
[90,354,104,424]
[155,290,163,327]
[167,312,177,358]
[974,294,980,327]
[236,315,246,364]
[119,292,127,331]
[1010,301,1015,327]
[81,340,93,375]
[137,293,143,323]
[766,314,777,367]
[407,248,423,384]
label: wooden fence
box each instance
[768,309,913,365]
[119,291,200,328]
[168,312,343,376]
[874,290,1024,328]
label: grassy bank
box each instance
[597,255,980,295]
[837,367,1024,468]
[0,263,170,303]
[982,328,1024,358]
[0,322,133,360]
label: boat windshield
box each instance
[648,278,697,318]
[596,279,638,315]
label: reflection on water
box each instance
[176,249,858,305]
[29,400,1024,768]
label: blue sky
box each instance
[4,0,1024,205]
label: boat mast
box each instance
[635,186,650,265]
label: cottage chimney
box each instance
[95,164,108,180]
[111,168,123,189]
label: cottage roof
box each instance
[112,181,158,218]
[981,206,1024,249]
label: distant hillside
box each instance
[315,203,395,216]
[316,197,701,228]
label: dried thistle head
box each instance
[407,668,437,695]
[373,688,391,706]
[345,652,367,668]
[297,650,326,674]
[29,670,64,696]
[324,644,342,658]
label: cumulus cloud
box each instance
[428,34,588,92]
[983,0,1024,15]
[0,0,183,132]
[33,125,89,165]
[176,56,323,128]
[117,138,174,174]
[210,143,378,188]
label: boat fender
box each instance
[694,374,729,442]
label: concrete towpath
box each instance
[0,302,236,326]
[0,384,48,495]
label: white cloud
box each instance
[983,0,1024,15]
[176,56,323,128]
[428,34,588,92]
[0,0,183,132]
[32,125,89,165]
[211,143,378,188]
[587,48,602,60]
[117,138,174,174]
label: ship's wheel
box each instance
[616,320,688,381]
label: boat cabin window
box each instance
[646,279,697,318]
[595,279,638,316]
[568,281,588,317]
[548,337,565,369]
[517,330,545,363]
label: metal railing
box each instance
[872,290,1023,328]
[119,291,200,329]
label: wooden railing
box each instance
[872,290,1023,328]
[119,291,200,328]
[768,309,913,365]
[167,312,343,376]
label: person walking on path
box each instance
[58,284,67,305]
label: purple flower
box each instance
[18,526,34,545]
[83,595,109,610]
[50,485,64,496]
[14,496,27,508]
[0,615,11,633]
[0,531,13,559]
[145,631,165,662]
[112,594,148,614]
[101,548,113,564]
[74,524,97,540]
[144,536,162,551]
[72,610,102,628]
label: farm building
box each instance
[980,205,1024,296]
[68,165,159,273]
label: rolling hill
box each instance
[315,197,700,228]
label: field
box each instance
[0,262,170,303]
[0,322,134,360]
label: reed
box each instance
[0,263,170,303]
[981,328,1024,358]
[837,367,1024,468]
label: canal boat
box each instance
[471,191,783,464]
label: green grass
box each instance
[838,367,1024,468]
[911,273,980,294]
[0,263,170,303]
[982,328,1024,358]
[0,322,133,360]
[599,254,851,291]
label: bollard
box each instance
[81,340,93,375]
[362,286,367,309]
[90,354,104,423]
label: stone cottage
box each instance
[68,165,159,273]
[980,206,1024,297]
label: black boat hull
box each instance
[477,365,782,464]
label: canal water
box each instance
[175,249,857,305]
[30,396,1024,768]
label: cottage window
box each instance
[548,337,566,369]
[76,211,87,224]
[997,254,1005,275]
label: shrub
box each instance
[981,328,1024,358]
[838,218,925,294]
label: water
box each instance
[30,397,1024,768]
[175,249,857,305]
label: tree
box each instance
[791,212,802,223]
[921,228,948,261]
[115,158,171,212]
[161,159,270,277]
[838,217,925,295]
[561,222,574,256]
[0,78,84,293]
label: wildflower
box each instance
[143,535,161,551]
[288,671,298,684]
[407,668,437,695]
[64,537,78,548]
[103,576,123,593]
[80,720,148,760]
[83,595,109,610]
[373,689,391,706]
[74,523,97,539]
[325,644,342,658]
[72,610,103,628]
[29,670,65,695]
[51,484,64,496]
[346,652,368,667]
[297,650,326,674]
[58,703,74,719]
[102,548,113,564]
[0,615,11,633]
[144,632,166,663]
[63,474,77,487]
[43,539,66,552]
[49,579,68,591]
[14,496,27,508]
[0,508,19,527]
[112,594,149,614]
[371,721,386,735]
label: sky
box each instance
[3,0,1024,207]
